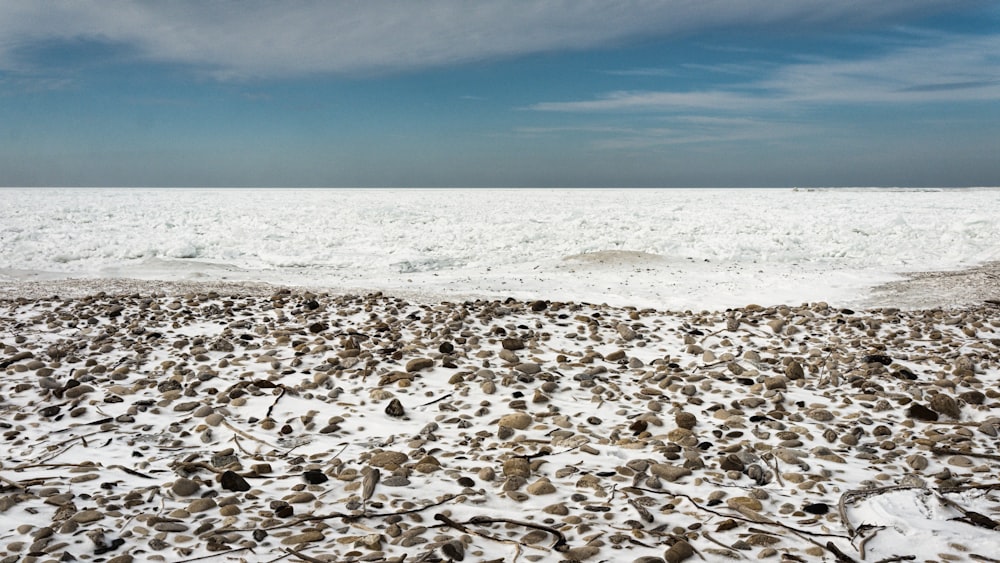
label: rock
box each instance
[171,478,200,497]
[764,376,787,390]
[503,458,531,478]
[675,412,697,430]
[188,498,217,512]
[301,469,328,485]
[64,384,95,399]
[563,546,601,560]
[664,540,695,562]
[785,360,805,380]
[369,451,408,468]
[497,412,532,430]
[405,358,434,372]
[71,510,104,523]
[281,531,324,545]
[617,323,637,341]
[930,393,961,419]
[384,398,405,418]
[807,409,834,422]
[501,338,525,350]
[526,478,557,495]
[907,403,938,422]
[220,471,250,492]
[514,362,541,375]
[438,342,454,353]
[803,503,829,515]
[727,496,762,511]
[650,464,692,482]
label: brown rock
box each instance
[405,358,434,372]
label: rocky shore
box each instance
[1,286,999,562]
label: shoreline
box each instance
[1,260,998,313]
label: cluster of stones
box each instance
[0,289,998,562]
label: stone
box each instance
[664,540,695,563]
[650,464,692,482]
[526,478,557,495]
[785,360,805,380]
[503,458,531,478]
[303,470,328,485]
[497,412,532,430]
[514,362,541,375]
[675,412,697,430]
[281,531,324,545]
[385,398,405,418]
[501,338,525,350]
[617,323,637,341]
[727,496,763,511]
[405,357,434,372]
[369,451,408,468]
[907,403,938,422]
[71,510,104,523]
[188,498,217,512]
[171,478,200,497]
[930,393,961,419]
[220,471,250,492]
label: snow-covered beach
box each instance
[1,188,999,563]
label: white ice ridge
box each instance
[1,188,998,310]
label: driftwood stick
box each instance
[176,546,254,562]
[283,548,326,563]
[930,446,1000,462]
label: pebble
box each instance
[497,412,532,430]
[171,478,201,497]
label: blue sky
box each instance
[1,1,998,187]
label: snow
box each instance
[2,187,999,310]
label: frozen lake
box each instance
[2,187,998,310]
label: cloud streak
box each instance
[530,33,1000,112]
[0,0,975,79]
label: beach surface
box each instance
[1,270,998,563]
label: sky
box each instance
[1,1,998,188]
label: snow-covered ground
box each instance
[2,188,998,310]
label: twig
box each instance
[176,546,254,562]
[874,556,916,562]
[214,492,476,534]
[284,548,326,563]
[265,386,287,419]
[930,447,1000,462]
[433,513,547,554]
[438,515,569,552]
[109,465,155,479]
[971,554,1000,563]
[221,420,280,449]
[419,392,453,407]
[701,531,745,559]
[0,473,25,490]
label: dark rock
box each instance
[501,338,525,351]
[385,398,405,418]
[438,342,454,354]
[529,300,548,312]
[308,322,328,334]
[220,470,250,492]
[303,470,328,485]
[863,354,893,365]
[907,403,939,422]
[959,390,986,405]
[803,502,829,515]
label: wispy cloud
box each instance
[0,0,973,79]
[530,33,1000,113]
